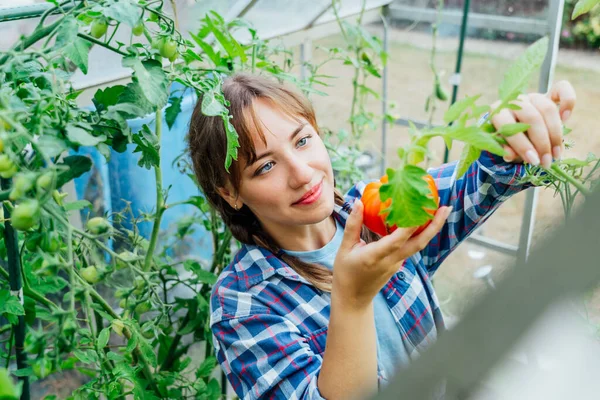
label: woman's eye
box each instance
[257,161,274,175]
[297,135,312,147]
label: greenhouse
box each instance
[1,0,600,399]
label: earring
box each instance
[234,202,238,211]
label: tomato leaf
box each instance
[456,144,482,178]
[97,327,110,349]
[56,155,93,188]
[0,290,25,317]
[196,357,217,378]
[66,124,107,147]
[55,16,92,74]
[443,94,481,124]
[101,0,142,27]
[132,125,160,170]
[165,95,183,130]
[572,0,600,19]
[379,165,437,228]
[498,37,548,102]
[122,57,168,109]
[498,122,530,137]
[446,126,505,156]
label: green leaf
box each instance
[93,85,126,112]
[64,39,92,74]
[206,378,221,400]
[379,165,438,228]
[444,95,481,124]
[184,261,218,284]
[66,125,107,147]
[97,327,110,349]
[37,135,67,158]
[122,57,168,108]
[190,32,219,65]
[572,0,600,19]
[56,155,93,188]
[204,13,247,63]
[165,95,183,130]
[223,115,239,172]
[498,123,530,137]
[102,0,142,27]
[64,200,92,212]
[499,37,548,101]
[447,126,505,156]
[138,336,157,368]
[132,125,160,169]
[73,349,98,365]
[0,367,20,399]
[196,356,217,378]
[201,87,228,116]
[456,145,482,178]
[0,290,25,317]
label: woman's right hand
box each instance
[333,199,452,310]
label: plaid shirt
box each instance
[209,151,533,399]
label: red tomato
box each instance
[362,174,439,237]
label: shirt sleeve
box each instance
[211,313,327,400]
[419,150,534,275]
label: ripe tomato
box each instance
[362,174,439,237]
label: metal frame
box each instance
[388,0,566,264]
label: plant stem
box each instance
[550,164,591,196]
[144,108,164,272]
[77,33,129,57]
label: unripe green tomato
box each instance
[90,19,108,39]
[37,172,54,191]
[0,154,13,172]
[168,52,177,62]
[40,231,60,253]
[140,322,154,339]
[81,265,100,284]
[133,276,145,295]
[434,79,448,101]
[11,199,40,231]
[114,288,128,298]
[132,22,144,36]
[32,358,51,379]
[135,301,151,315]
[0,164,18,179]
[86,217,111,234]
[14,172,35,193]
[158,38,177,59]
[8,188,23,201]
[111,319,125,336]
[25,233,42,252]
[119,298,128,309]
[116,250,137,269]
[148,11,159,22]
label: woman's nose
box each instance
[288,156,313,189]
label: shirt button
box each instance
[398,272,406,280]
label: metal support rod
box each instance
[380,6,390,177]
[443,0,471,164]
[517,0,565,265]
[1,177,30,400]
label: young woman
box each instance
[186,73,575,400]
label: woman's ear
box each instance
[217,182,241,210]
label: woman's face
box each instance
[223,98,336,243]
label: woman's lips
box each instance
[293,179,323,206]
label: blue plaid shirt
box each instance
[209,151,533,399]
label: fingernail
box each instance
[446,206,453,217]
[525,150,540,166]
[541,153,552,169]
[503,155,512,163]
[352,200,360,214]
[562,110,571,121]
[552,146,562,160]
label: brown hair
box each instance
[186,72,379,292]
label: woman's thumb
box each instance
[341,199,363,249]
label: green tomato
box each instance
[135,301,151,315]
[14,172,35,193]
[0,154,14,172]
[434,79,448,101]
[133,276,146,295]
[81,265,100,284]
[8,188,23,201]
[37,172,54,191]
[148,11,159,22]
[40,231,60,253]
[32,359,52,379]
[116,250,137,269]
[119,298,128,309]
[90,19,108,39]
[25,232,42,252]
[158,38,177,59]
[11,199,40,231]
[168,52,177,62]
[140,322,154,339]
[86,216,111,235]
[0,164,18,179]
[132,22,144,36]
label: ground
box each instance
[307,25,600,331]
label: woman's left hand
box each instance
[490,80,577,169]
